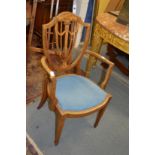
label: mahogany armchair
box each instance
[37,12,114,145]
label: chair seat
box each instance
[56,75,107,111]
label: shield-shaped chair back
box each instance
[42,11,90,72]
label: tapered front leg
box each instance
[54,112,65,145]
[94,107,107,128]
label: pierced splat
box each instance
[42,12,90,72]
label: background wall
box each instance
[73,0,89,47]
[81,0,95,42]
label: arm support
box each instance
[41,56,57,111]
[85,50,114,89]
[41,56,55,79]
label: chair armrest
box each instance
[85,50,114,89]
[41,56,55,79]
[41,56,57,111]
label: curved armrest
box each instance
[85,50,114,89]
[41,56,55,79]
[41,56,57,111]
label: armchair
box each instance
[37,12,114,145]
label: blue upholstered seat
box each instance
[56,75,107,111]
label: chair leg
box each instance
[54,112,65,145]
[37,78,48,109]
[94,107,107,128]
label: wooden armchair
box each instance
[37,12,114,145]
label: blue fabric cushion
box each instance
[56,75,107,111]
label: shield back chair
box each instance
[37,12,114,145]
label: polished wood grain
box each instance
[37,12,114,145]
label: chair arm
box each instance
[85,50,114,89]
[41,56,55,79]
[41,56,57,111]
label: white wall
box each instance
[73,0,89,47]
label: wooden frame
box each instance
[37,12,114,145]
[42,11,90,71]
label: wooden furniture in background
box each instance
[105,0,125,12]
[116,0,129,25]
[34,0,73,36]
[27,0,39,51]
[107,44,129,75]
[90,0,125,43]
[86,12,128,77]
[27,0,73,54]
[37,12,114,145]
[26,0,46,62]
